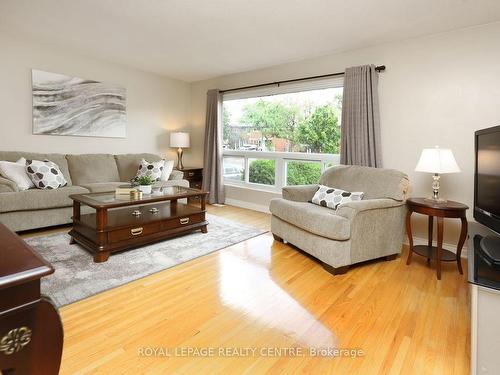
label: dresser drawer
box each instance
[107,222,161,243]
[162,213,205,230]
[183,170,202,181]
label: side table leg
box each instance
[436,216,444,280]
[406,210,414,265]
[456,217,468,275]
[427,215,434,264]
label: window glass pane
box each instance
[223,157,245,182]
[222,87,343,154]
[248,159,275,185]
[286,161,321,186]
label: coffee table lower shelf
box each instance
[69,202,208,262]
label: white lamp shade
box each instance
[415,147,460,174]
[170,132,190,148]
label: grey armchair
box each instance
[269,165,410,275]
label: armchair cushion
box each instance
[269,198,351,240]
[0,176,18,193]
[169,170,184,181]
[336,199,405,220]
[282,184,319,202]
[320,165,409,201]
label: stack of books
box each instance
[115,186,137,195]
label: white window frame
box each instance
[223,150,340,193]
[222,75,343,193]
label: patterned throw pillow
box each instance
[135,159,164,181]
[161,159,175,181]
[25,159,67,189]
[311,185,364,210]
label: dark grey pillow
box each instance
[25,159,67,189]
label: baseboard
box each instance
[224,198,270,214]
[404,235,468,258]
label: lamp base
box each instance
[176,147,184,170]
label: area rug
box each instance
[25,214,266,307]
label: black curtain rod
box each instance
[220,65,385,94]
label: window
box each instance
[222,77,342,191]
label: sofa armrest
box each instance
[335,199,404,220]
[0,177,18,193]
[169,170,184,181]
[282,184,319,202]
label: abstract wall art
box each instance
[32,69,126,138]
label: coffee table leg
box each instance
[94,208,108,263]
[201,194,206,211]
[70,201,81,244]
[94,252,110,263]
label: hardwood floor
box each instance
[22,205,470,374]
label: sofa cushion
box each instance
[0,151,72,185]
[66,154,120,185]
[0,185,89,213]
[79,182,125,193]
[269,198,351,240]
[114,154,162,182]
[320,165,409,201]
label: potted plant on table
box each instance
[133,175,155,194]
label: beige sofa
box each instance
[0,152,188,232]
[270,165,410,275]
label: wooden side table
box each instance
[176,167,203,203]
[406,198,468,280]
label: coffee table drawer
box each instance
[163,213,205,230]
[108,222,161,243]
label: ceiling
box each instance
[1,0,500,82]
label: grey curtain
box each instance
[340,64,382,167]
[202,89,225,204]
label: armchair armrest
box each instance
[282,184,319,202]
[336,199,404,220]
[0,176,18,193]
[169,170,184,181]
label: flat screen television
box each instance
[474,125,500,234]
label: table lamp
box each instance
[415,146,460,202]
[170,132,190,170]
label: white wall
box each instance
[0,32,191,161]
[190,22,500,244]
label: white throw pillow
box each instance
[135,159,164,181]
[0,157,35,191]
[311,185,364,210]
[25,159,67,190]
[161,160,175,181]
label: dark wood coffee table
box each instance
[68,186,209,262]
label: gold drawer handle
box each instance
[188,172,195,177]
[180,218,190,225]
[131,227,143,236]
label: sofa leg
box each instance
[272,233,284,242]
[321,262,349,276]
[385,254,398,261]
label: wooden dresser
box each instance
[176,167,203,203]
[0,224,63,375]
